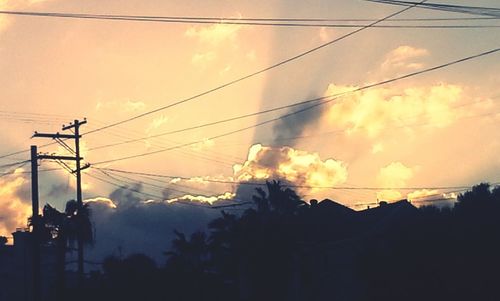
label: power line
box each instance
[0,149,32,160]
[87,117,244,166]
[0,160,30,170]
[82,1,425,136]
[114,168,223,196]
[85,170,241,209]
[0,167,63,176]
[366,1,500,17]
[1,10,499,25]
[0,161,30,178]
[0,138,71,161]
[96,167,479,191]
[90,46,500,165]
[95,168,205,196]
[88,88,500,153]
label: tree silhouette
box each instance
[56,181,500,301]
[36,200,94,301]
[166,230,210,273]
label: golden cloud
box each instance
[190,138,215,152]
[185,23,241,46]
[381,45,430,72]
[191,51,217,66]
[145,115,169,134]
[95,100,146,113]
[233,144,348,194]
[0,173,31,236]
[84,197,117,209]
[376,162,414,201]
[0,0,55,34]
[407,189,439,201]
[326,83,462,137]
[165,191,235,205]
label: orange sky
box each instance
[0,0,499,236]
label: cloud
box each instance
[145,115,169,134]
[376,162,414,201]
[0,172,31,236]
[95,100,146,113]
[0,0,54,34]
[407,189,457,208]
[185,18,244,69]
[190,138,215,151]
[407,189,439,201]
[246,50,256,61]
[372,143,384,154]
[381,45,430,73]
[377,162,414,187]
[163,191,235,205]
[123,100,146,112]
[318,27,334,42]
[82,143,348,261]
[84,197,117,209]
[326,83,462,137]
[191,51,217,66]
[85,186,221,262]
[185,23,241,46]
[272,97,326,146]
[233,144,348,195]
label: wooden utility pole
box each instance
[31,145,41,301]
[62,119,86,284]
[33,119,88,285]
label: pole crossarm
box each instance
[33,132,80,139]
[37,154,82,161]
[62,119,87,131]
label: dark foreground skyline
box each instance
[1,181,500,301]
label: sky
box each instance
[0,0,499,260]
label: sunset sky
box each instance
[0,0,499,256]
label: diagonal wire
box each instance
[83,0,427,136]
[91,46,500,165]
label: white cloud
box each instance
[407,189,439,201]
[95,100,146,113]
[165,191,235,205]
[191,51,217,66]
[376,162,414,201]
[123,100,146,112]
[326,83,462,137]
[84,197,117,209]
[190,138,215,151]
[246,50,256,61]
[233,144,348,195]
[0,173,31,236]
[185,23,241,46]
[0,0,55,34]
[145,115,169,134]
[381,45,430,72]
[318,27,334,42]
[372,142,384,154]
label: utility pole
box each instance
[33,119,89,286]
[62,119,86,285]
[31,145,41,301]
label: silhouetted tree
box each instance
[36,200,94,301]
[76,181,500,301]
[0,236,7,246]
[166,230,210,273]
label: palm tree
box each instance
[166,230,209,273]
[252,180,306,215]
[36,200,94,301]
